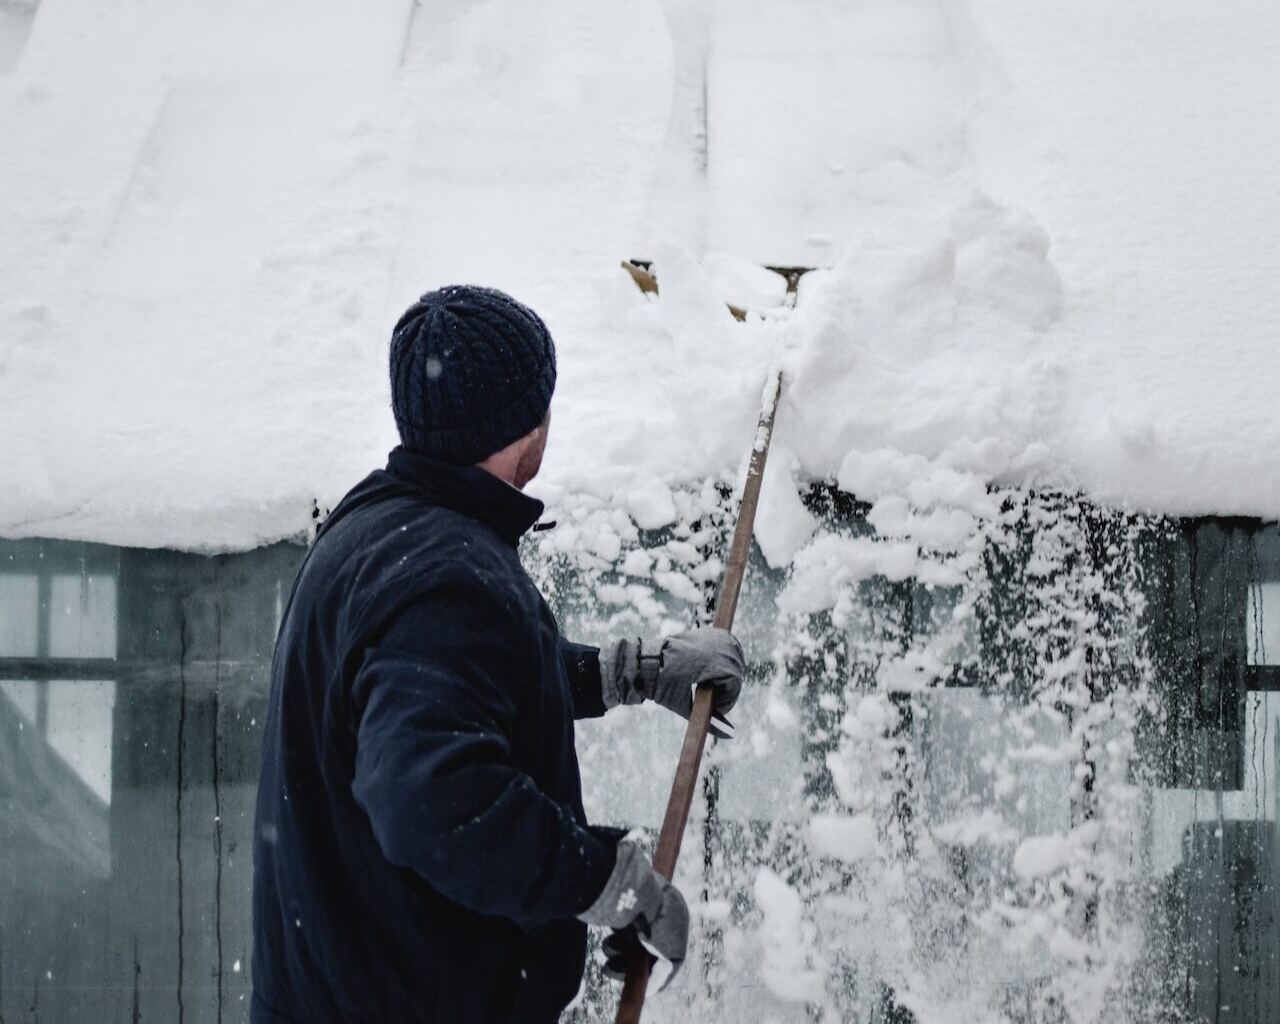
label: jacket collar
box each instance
[384,446,545,548]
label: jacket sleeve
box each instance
[561,640,606,720]
[349,572,617,926]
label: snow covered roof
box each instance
[3,0,1279,552]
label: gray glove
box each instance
[578,840,689,991]
[599,627,744,739]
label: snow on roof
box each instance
[3,0,1279,552]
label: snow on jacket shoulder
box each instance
[252,447,620,1024]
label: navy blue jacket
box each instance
[252,447,621,1024]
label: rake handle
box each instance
[614,375,782,1024]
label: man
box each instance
[252,285,744,1024]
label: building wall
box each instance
[1,507,1278,1023]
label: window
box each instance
[0,538,303,1023]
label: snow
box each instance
[752,868,825,1003]
[808,812,878,862]
[702,255,789,313]
[752,448,817,568]
[625,481,679,532]
[3,0,1280,550]
[1012,831,1080,882]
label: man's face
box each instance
[513,410,550,489]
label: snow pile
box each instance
[4,0,1280,549]
[783,196,1063,483]
[0,0,674,549]
[534,191,1064,605]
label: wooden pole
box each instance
[614,373,784,1024]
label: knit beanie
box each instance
[388,285,557,463]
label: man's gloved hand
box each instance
[601,928,663,986]
[577,840,689,991]
[599,626,744,739]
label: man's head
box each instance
[389,285,556,486]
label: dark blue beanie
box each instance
[389,285,557,464]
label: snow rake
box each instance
[614,372,784,1024]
